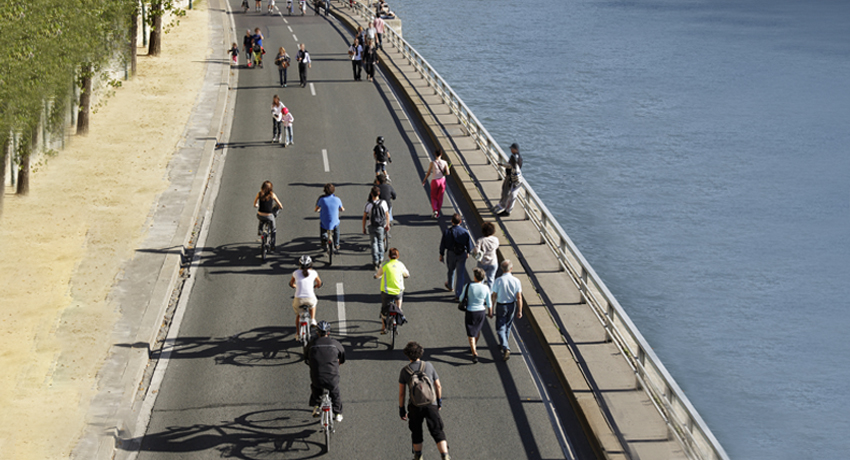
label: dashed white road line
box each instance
[293,34,298,41]
[288,26,293,32]
[283,17,288,24]
[310,82,316,96]
[336,283,346,334]
[322,149,330,172]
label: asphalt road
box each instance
[137,2,595,459]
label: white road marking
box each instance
[293,34,298,41]
[283,17,288,24]
[336,283,346,334]
[322,149,330,172]
[288,26,293,32]
[310,82,316,96]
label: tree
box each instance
[146,0,185,57]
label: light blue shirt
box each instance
[492,272,522,304]
[460,282,491,312]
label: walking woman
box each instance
[473,221,499,288]
[421,147,450,218]
[253,181,284,251]
[275,47,290,87]
[363,38,378,82]
[271,95,286,143]
[459,268,492,363]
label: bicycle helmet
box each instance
[299,255,313,266]
[376,136,384,144]
[316,320,331,333]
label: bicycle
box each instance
[385,300,400,350]
[297,304,312,358]
[259,220,272,261]
[322,228,335,266]
[319,389,334,451]
[382,224,391,253]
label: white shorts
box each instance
[292,296,317,314]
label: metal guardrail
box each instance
[346,3,730,460]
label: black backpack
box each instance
[370,199,387,227]
[374,144,388,163]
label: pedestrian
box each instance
[373,135,391,176]
[349,37,363,81]
[306,320,345,422]
[363,38,378,82]
[459,267,492,363]
[398,341,451,460]
[473,221,499,288]
[421,147,449,218]
[439,213,473,299]
[315,183,344,252]
[494,143,523,216]
[252,28,265,68]
[355,26,366,48]
[373,16,385,49]
[289,255,323,327]
[253,181,283,251]
[490,259,523,361]
[271,95,286,143]
[362,185,390,269]
[243,29,254,67]
[281,107,294,146]
[296,43,311,87]
[275,47,290,87]
[366,20,377,45]
[374,247,410,334]
[375,172,396,222]
[229,43,239,66]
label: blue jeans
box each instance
[479,263,497,289]
[284,125,293,144]
[320,224,340,248]
[495,302,517,351]
[369,225,385,265]
[445,251,467,298]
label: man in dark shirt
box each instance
[306,321,345,421]
[376,173,396,222]
[495,143,523,216]
[438,213,473,299]
[398,341,451,460]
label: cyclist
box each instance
[373,135,391,177]
[362,186,390,269]
[267,0,275,14]
[375,172,396,222]
[253,181,283,252]
[374,247,409,334]
[306,321,345,422]
[289,255,323,327]
[255,0,261,11]
[315,183,345,253]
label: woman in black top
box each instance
[253,181,284,250]
[363,39,378,82]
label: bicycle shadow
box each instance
[124,408,328,459]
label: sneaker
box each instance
[503,349,511,361]
[444,281,452,291]
[311,318,318,326]
[334,413,343,422]
[412,452,422,460]
[334,245,340,254]
[472,355,479,364]
[312,406,320,417]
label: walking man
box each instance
[363,186,390,269]
[399,341,451,460]
[315,183,344,252]
[439,213,473,299]
[494,143,523,216]
[491,259,523,361]
[296,43,311,87]
[306,321,345,422]
[349,37,363,81]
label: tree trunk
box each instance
[15,128,35,196]
[0,135,8,218]
[129,5,139,75]
[77,63,92,135]
[148,2,163,56]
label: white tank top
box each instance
[432,159,448,180]
[293,269,318,298]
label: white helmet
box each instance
[299,255,312,266]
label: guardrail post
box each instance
[606,303,614,343]
[579,268,587,304]
[540,214,548,244]
[636,348,645,389]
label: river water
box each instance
[391,0,850,458]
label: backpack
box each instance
[369,199,387,227]
[405,361,437,407]
[374,144,388,163]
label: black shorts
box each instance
[408,404,446,444]
[380,291,403,318]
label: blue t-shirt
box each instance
[317,194,343,229]
[252,34,263,48]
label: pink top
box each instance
[374,17,385,34]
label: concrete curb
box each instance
[330,6,629,460]
[71,0,238,458]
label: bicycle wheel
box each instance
[389,316,396,350]
[327,232,333,265]
[261,234,267,261]
[324,410,331,451]
[383,230,389,252]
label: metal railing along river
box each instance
[346,2,730,459]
